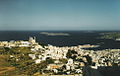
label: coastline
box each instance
[0,37,120,76]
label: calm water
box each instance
[0,31,120,50]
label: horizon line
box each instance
[0,30,120,31]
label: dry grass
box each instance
[0,55,27,76]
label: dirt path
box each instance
[0,67,15,74]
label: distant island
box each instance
[40,32,70,36]
[100,32,120,41]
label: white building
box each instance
[35,59,41,64]
[29,54,36,59]
[19,41,30,47]
[67,59,73,65]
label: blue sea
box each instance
[0,31,120,50]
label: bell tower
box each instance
[29,37,36,44]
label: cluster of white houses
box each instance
[0,37,36,47]
[0,37,44,51]
[1,37,120,75]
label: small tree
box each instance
[59,58,68,64]
[46,57,54,64]
[66,49,77,59]
[83,55,92,65]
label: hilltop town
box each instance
[0,37,120,76]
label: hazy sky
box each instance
[0,0,120,30]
